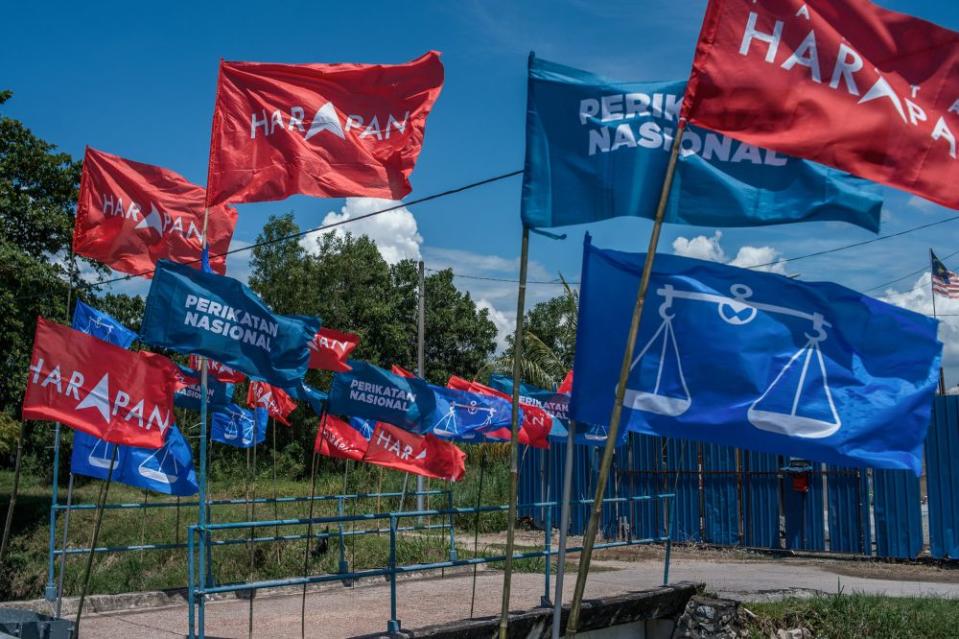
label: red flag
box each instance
[73,147,237,276]
[558,370,574,395]
[246,381,297,426]
[448,377,551,449]
[308,327,359,373]
[682,0,959,209]
[22,318,179,449]
[391,364,416,379]
[314,414,369,461]
[206,52,444,206]
[363,422,465,481]
[189,355,246,384]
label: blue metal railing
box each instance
[186,492,674,638]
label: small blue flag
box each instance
[212,404,267,448]
[348,416,375,440]
[200,245,213,274]
[173,364,234,412]
[328,360,436,433]
[489,374,626,447]
[71,426,198,496]
[521,55,882,231]
[427,385,514,442]
[289,383,328,416]
[141,260,321,387]
[71,300,138,348]
[571,235,942,475]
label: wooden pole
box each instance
[469,450,487,619]
[564,120,686,637]
[74,444,118,632]
[551,421,577,638]
[498,225,530,639]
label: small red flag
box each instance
[308,327,359,373]
[246,381,297,426]
[22,318,179,449]
[390,364,416,379]
[363,422,465,481]
[447,376,551,449]
[73,147,237,276]
[206,52,444,206]
[314,414,369,461]
[558,370,574,395]
[189,355,246,384]
[683,0,959,209]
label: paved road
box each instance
[78,556,959,638]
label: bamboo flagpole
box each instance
[300,449,320,639]
[563,120,687,638]
[550,420,577,639]
[74,444,118,632]
[498,224,530,639]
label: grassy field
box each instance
[0,453,518,601]
[745,593,959,639]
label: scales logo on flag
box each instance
[571,236,942,474]
[627,282,840,439]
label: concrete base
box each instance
[0,608,74,639]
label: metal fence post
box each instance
[387,515,401,634]
[44,423,62,602]
[446,487,457,561]
[541,500,552,607]
[663,495,674,586]
[337,496,349,576]
[188,526,195,639]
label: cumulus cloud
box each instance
[300,197,422,264]
[880,273,959,363]
[477,298,515,352]
[672,230,787,274]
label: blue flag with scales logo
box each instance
[521,55,882,231]
[570,235,941,475]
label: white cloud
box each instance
[300,197,422,264]
[477,298,514,353]
[225,239,253,284]
[672,230,787,275]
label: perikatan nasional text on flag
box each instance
[73,147,237,276]
[328,360,436,434]
[205,52,444,206]
[141,260,320,388]
[682,0,959,209]
[521,55,882,230]
[570,235,942,475]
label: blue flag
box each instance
[71,300,138,348]
[173,364,234,412]
[571,235,941,475]
[71,426,198,496]
[521,55,882,231]
[348,416,375,440]
[289,383,328,416]
[212,404,268,448]
[141,260,321,387]
[328,360,436,433]
[427,385,514,442]
[489,374,626,447]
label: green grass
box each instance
[745,593,959,639]
[0,457,523,601]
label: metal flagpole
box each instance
[54,472,74,618]
[272,417,280,562]
[300,448,320,639]
[417,260,427,520]
[469,450,487,619]
[197,209,212,636]
[498,225,530,639]
[930,249,946,394]
[564,120,686,638]
[74,444,118,632]
[247,435,258,639]
[551,421,577,638]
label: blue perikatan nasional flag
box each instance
[288,383,328,417]
[173,364,234,412]
[71,300,138,348]
[489,374,626,447]
[212,403,267,448]
[141,260,321,387]
[571,235,942,475]
[71,426,198,496]
[328,360,436,433]
[521,55,883,232]
[426,385,514,442]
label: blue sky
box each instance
[4,0,959,379]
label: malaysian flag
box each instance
[931,250,959,299]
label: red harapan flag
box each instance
[363,422,466,481]
[73,147,238,276]
[682,0,959,209]
[189,355,246,384]
[205,52,444,206]
[314,414,369,462]
[308,327,359,373]
[246,381,297,426]
[22,318,179,449]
